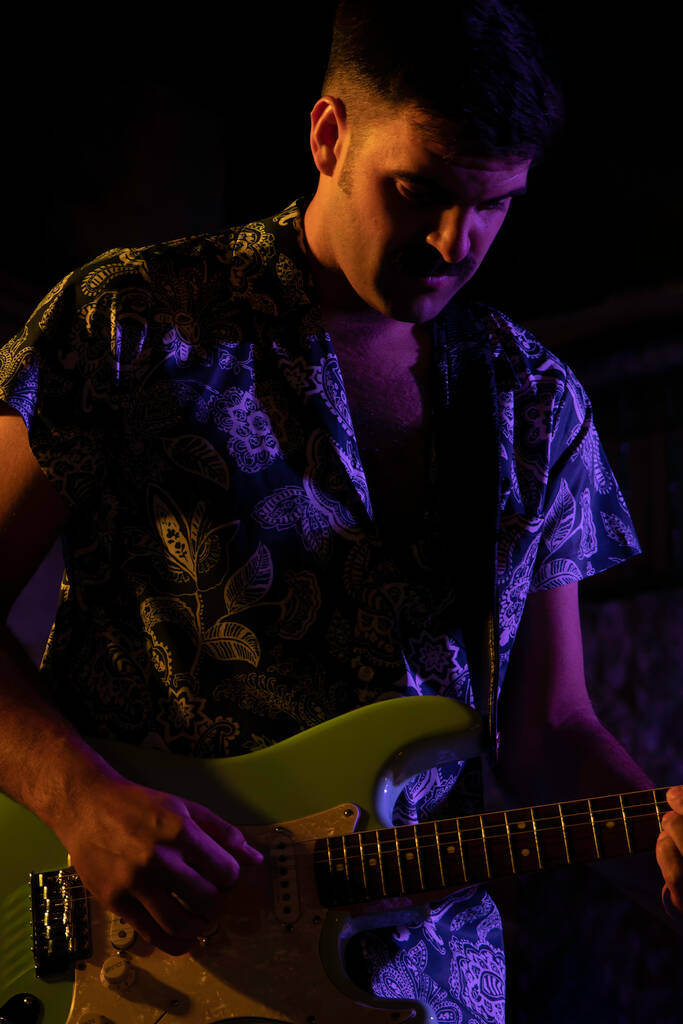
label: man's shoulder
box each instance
[59,197,312,320]
[450,298,575,391]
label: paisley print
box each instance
[0,195,640,1020]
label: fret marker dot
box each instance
[369,858,377,866]
[517,822,526,830]
[521,848,530,857]
[336,864,344,872]
[606,820,615,829]
[406,852,414,861]
[447,845,455,854]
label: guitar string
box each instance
[301,796,670,856]
[47,796,670,881]
[45,800,670,909]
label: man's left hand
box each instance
[657,786,683,918]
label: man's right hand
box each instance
[55,772,263,956]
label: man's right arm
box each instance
[0,405,262,956]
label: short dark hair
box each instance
[321,0,565,166]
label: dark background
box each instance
[2,4,682,1021]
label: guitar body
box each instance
[0,696,483,1024]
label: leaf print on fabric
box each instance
[496,513,542,579]
[277,571,321,639]
[210,387,282,473]
[579,425,613,495]
[223,543,274,616]
[304,430,363,537]
[544,478,577,553]
[578,487,598,559]
[140,596,197,636]
[151,489,195,577]
[601,510,639,549]
[163,435,230,490]
[499,535,541,644]
[202,620,261,666]
[532,557,582,590]
[253,486,333,559]
[449,937,506,1024]
[319,354,354,436]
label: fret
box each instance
[358,833,369,891]
[558,803,572,864]
[530,806,543,868]
[455,817,468,882]
[561,799,603,863]
[413,825,425,890]
[588,794,632,860]
[393,826,423,893]
[503,811,516,874]
[477,811,516,878]
[434,821,446,887]
[358,831,384,901]
[321,836,351,904]
[413,821,446,891]
[341,834,351,885]
[393,832,406,894]
[375,830,387,897]
[620,790,663,855]
[479,815,492,878]
[342,834,368,902]
[587,798,601,859]
[504,808,539,872]
[619,794,633,854]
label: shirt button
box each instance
[357,665,375,683]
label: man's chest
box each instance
[333,343,432,544]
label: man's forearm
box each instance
[0,621,120,829]
[498,709,653,806]
[497,710,682,933]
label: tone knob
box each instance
[110,918,136,950]
[100,954,136,990]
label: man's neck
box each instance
[320,308,432,374]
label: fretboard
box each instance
[314,787,669,907]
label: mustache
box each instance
[397,250,476,280]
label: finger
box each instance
[661,810,683,854]
[666,785,683,814]
[184,802,263,871]
[156,848,234,922]
[655,833,683,913]
[130,881,215,942]
[111,893,197,956]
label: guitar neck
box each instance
[316,787,669,907]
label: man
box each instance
[0,1,681,1019]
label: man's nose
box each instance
[425,206,473,265]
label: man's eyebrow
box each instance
[394,171,527,200]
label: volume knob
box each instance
[100,954,136,989]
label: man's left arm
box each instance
[496,581,683,928]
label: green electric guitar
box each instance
[0,696,671,1024]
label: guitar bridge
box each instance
[30,868,92,978]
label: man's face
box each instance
[320,106,531,325]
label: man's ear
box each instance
[309,95,348,177]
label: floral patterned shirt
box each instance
[0,196,640,1021]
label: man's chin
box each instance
[379,285,460,324]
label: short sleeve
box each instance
[529,366,641,591]
[0,254,146,512]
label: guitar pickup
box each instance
[30,869,91,978]
[269,830,301,924]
